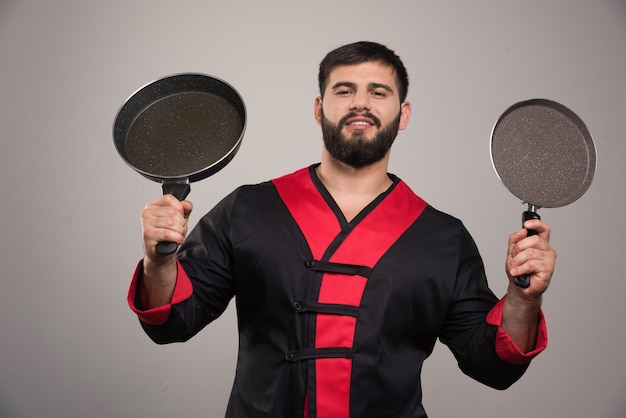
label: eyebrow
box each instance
[331,81,395,95]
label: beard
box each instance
[321,109,401,169]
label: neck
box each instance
[315,149,393,221]
[317,149,392,194]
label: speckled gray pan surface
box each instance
[491,99,596,208]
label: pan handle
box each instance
[514,208,541,288]
[156,179,191,255]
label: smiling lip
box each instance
[344,116,376,129]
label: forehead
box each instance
[326,62,398,90]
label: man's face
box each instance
[314,62,410,168]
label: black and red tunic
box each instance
[129,165,547,418]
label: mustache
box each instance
[338,111,382,128]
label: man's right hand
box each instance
[141,194,193,261]
[139,194,193,309]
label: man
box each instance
[128,41,556,418]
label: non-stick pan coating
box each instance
[490,99,595,208]
[113,73,246,182]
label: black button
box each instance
[305,260,315,268]
[285,353,294,361]
[292,301,302,311]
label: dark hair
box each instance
[318,41,409,102]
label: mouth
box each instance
[342,113,381,130]
[345,117,375,128]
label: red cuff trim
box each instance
[127,259,193,325]
[486,295,548,365]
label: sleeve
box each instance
[439,225,546,390]
[486,295,548,365]
[126,259,194,325]
[126,189,239,344]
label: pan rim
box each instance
[112,72,247,183]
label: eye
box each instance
[371,90,387,98]
[335,89,353,96]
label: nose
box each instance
[349,90,371,111]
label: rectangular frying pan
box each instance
[490,98,596,287]
[113,73,246,254]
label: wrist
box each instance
[144,253,177,276]
[140,257,178,309]
[504,289,542,321]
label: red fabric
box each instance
[315,314,357,348]
[318,274,368,306]
[329,182,426,267]
[272,168,341,260]
[486,295,548,365]
[316,358,352,418]
[127,259,194,325]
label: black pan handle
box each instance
[156,179,191,255]
[514,209,541,288]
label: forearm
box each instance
[500,289,542,353]
[139,256,178,309]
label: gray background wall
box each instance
[1,1,625,417]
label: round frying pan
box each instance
[490,98,596,287]
[113,73,246,254]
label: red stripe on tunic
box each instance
[316,358,352,418]
[330,181,427,266]
[272,168,341,260]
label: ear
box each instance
[399,101,411,130]
[314,96,323,125]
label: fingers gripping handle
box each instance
[156,179,191,255]
[514,209,541,288]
